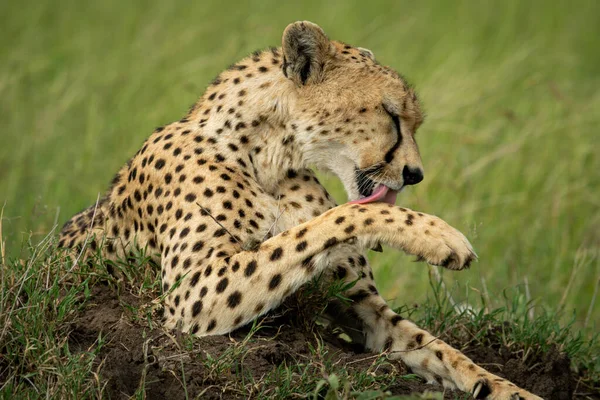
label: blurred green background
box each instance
[1,1,598,330]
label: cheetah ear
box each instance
[282,21,333,86]
[357,47,375,61]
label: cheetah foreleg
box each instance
[384,318,543,399]
[189,203,474,335]
[326,263,542,399]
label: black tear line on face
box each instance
[384,115,403,164]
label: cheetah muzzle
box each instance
[58,20,542,400]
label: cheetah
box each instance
[59,21,542,399]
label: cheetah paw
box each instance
[411,216,477,270]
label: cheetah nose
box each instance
[402,165,424,185]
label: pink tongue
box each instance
[349,185,398,205]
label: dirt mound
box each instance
[68,284,577,399]
[461,341,573,399]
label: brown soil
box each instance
[67,284,584,399]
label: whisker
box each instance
[355,162,387,196]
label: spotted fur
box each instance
[59,21,541,399]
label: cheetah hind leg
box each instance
[58,199,158,281]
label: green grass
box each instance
[0,239,597,398]
[0,0,598,363]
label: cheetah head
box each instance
[281,21,425,205]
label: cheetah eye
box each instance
[383,105,401,136]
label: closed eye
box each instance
[384,107,401,135]
[383,106,403,163]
